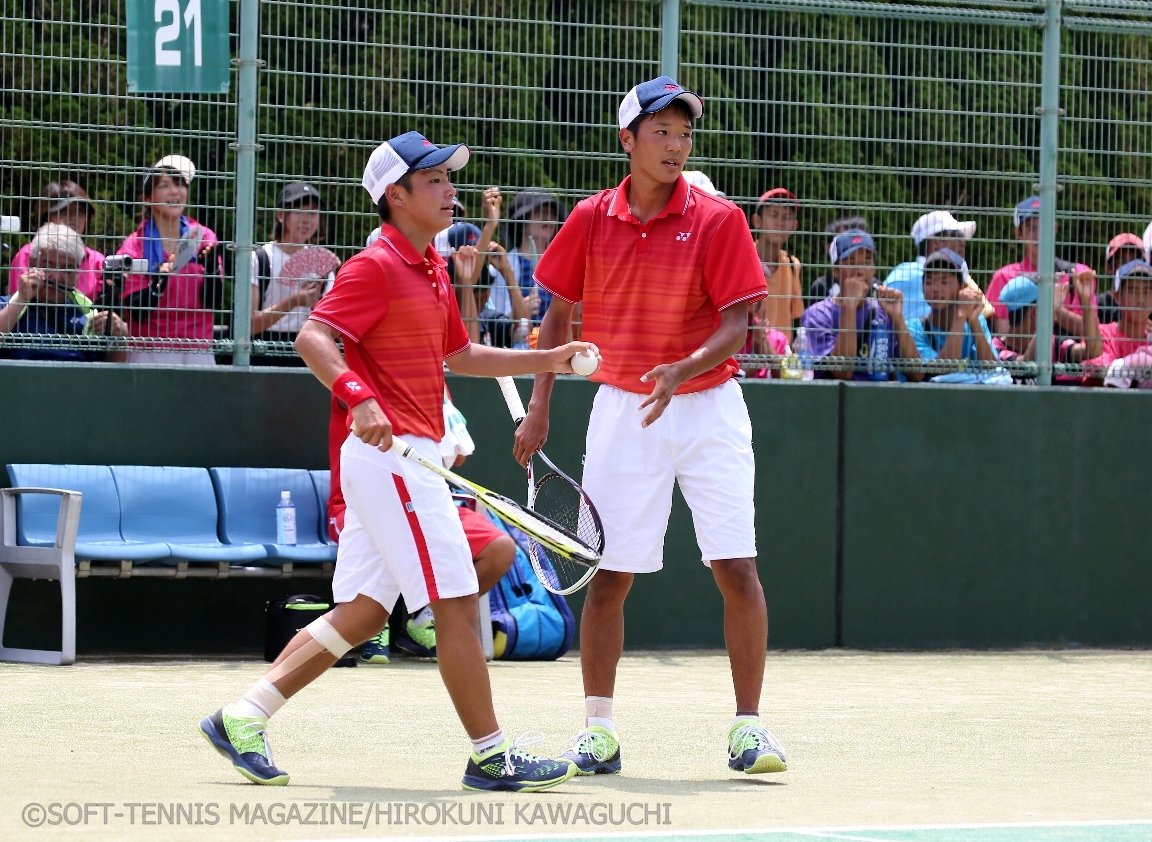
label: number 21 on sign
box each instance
[155,0,202,67]
[126,0,230,94]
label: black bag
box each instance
[265,594,357,667]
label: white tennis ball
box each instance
[570,349,600,377]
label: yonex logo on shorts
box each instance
[675,232,692,242]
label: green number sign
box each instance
[126,0,231,94]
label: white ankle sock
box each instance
[233,679,286,720]
[471,729,506,757]
[585,695,615,733]
[411,606,434,625]
[733,713,760,727]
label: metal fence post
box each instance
[1035,0,1062,386]
[230,0,260,367]
[661,0,680,80]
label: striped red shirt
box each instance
[534,175,766,394]
[308,225,470,440]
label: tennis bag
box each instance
[484,510,575,660]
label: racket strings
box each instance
[528,473,604,594]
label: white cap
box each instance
[910,210,976,245]
[681,170,724,197]
[1143,219,1151,263]
[280,490,291,500]
[362,142,410,204]
[152,154,196,184]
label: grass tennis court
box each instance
[3,651,1150,842]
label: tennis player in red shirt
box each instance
[513,77,787,776]
[200,131,596,793]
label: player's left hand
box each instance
[638,362,687,428]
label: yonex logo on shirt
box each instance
[675,232,692,242]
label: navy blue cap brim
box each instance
[642,90,703,120]
[411,143,470,173]
[836,243,876,263]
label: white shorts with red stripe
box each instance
[332,433,477,611]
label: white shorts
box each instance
[583,380,756,573]
[332,434,477,611]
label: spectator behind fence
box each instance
[808,214,869,302]
[986,196,1096,339]
[907,248,995,365]
[993,273,1101,384]
[498,188,568,319]
[440,221,484,344]
[480,189,567,346]
[8,180,103,298]
[1097,233,1144,325]
[0,223,128,362]
[1082,259,1152,384]
[249,182,330,367]
[800,230,923,381]
[884,210,978,323]
[750,188,803,343]
[116,155,221,365]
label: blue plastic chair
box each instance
[210,468,336,563]
[308,469,333,545]
[5,464,170,563]
[110,466,267,564]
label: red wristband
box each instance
[332,370,376,409]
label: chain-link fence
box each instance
[2,0,1150,383]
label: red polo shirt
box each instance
[308,224,470,441]
[534,174,766,394]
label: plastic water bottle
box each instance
[512,317,531,350]
[276,491,297,546]
[795,327,815,381]
[780,343,803,380]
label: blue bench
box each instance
[2,464,338,665]
[211,468,333,562]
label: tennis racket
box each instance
[389,438,601,572]
[496,376,604,595]
[280,246,340,286]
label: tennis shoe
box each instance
[558,725,621,775]
[727,718,787,774]
[394,615,437,659]
[200,706,289,785]
[359,625,390,664]
[462,732,577,792]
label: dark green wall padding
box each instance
[1,361,1149,652]
[840,382,1152,648]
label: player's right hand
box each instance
[349,398,393,451]
[513,406,548,468]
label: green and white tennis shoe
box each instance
[200,705,290,785]
[558,725,621,775]
[728,717,787,774]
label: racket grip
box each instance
[389,438,412,458]
[497,376,527,423]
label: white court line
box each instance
[288,817,1152,842]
